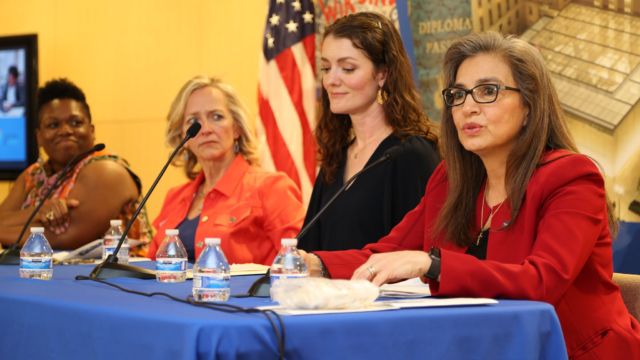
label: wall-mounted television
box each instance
[0,34,38,181]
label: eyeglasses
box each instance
[442,84,520,107]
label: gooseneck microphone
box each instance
[0,143,106,265]
[87,122,202,280]
[296,145,403,240]
[239,146,403,297]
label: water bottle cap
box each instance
[30,227,45,233]
[205,238,221,245]
[166,229,179,235]
[281,238,297,246]
[110,220,122,226]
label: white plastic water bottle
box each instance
[192,238,231,301]
[270,238,308,300]
[155,229,188,283]
[20,227,53,280]
[102,219,129,264]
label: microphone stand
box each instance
[0,144,106,265]
[243,146,404,297]
[87,123,201,280]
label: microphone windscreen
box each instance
[186,122,202,138]
[93,143,106,152]
[384,146,403,162]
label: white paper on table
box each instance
[256,303,397,315]
[52,239,146,261]
[379,277,432,298]
[380,298,498,308]
[186,263,269,279]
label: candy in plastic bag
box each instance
[270,277,379,310]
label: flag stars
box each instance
[266,33,275,48]
[302,11,314,23]
[269,13,280,26]
[285,20,299,33]
[292,0,302,11]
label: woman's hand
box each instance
[352,251,432,287]
[298,249,324,278]
[37,199,79,235]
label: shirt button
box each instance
[230,217,236,224]
[202,216,209,222]
[197,241,204,248]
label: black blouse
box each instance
[298,134,440,252]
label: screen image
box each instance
[0,48,28,170]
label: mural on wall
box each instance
[312,0,640,222]
[409,0,472,122]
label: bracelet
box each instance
[310,253,326,278]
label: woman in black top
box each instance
[298,13,440,252]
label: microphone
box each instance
[240,146,403,297]
[87,122,202,280]
[0,144,106,265]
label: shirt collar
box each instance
[183,154,249,201]
[214,154,249,197]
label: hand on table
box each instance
[37,199,79,235]
[298,249,324,278]
[352,251,432,287]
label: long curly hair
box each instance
[316,12,439,184]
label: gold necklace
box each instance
[476,184,506,245]
[353,127,390,159]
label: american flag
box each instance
[257,0,317,206]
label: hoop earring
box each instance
[234,139,240,154]
[377,89,388,105]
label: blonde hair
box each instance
[166,76,259,179]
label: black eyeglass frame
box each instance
[441,84,521,107]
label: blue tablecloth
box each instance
[0,262,568,360]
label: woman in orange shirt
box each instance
[148,76,305,265]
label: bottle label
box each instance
[20,257,53,270]
[156,258,187,272]
[103,245,129,259]
[270,273,308,286]
[193,274,230,289]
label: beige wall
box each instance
[0,0,268,223]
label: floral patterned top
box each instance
[21,149,152,254]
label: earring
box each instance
[377,89,388,105]
[183,150,189,161]
[234,140,240,153]
[37,147,44,164]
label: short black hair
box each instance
[36,78,92,126]
[8,66,19,79]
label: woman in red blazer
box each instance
[304,32,640,359]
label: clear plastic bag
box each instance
[270,277,379,310]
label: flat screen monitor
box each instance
[0,34,38,181]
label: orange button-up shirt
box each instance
[148,155,305,265]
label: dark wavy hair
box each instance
[316,12,439,184]
[434,31,618,247]
[36,78,92,126]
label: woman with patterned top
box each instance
[0,79,151,251]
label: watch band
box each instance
[424,247,441,280]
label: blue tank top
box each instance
[176,215,200,262]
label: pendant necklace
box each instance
[477,184,506,245]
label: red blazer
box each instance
[148,155,305,265]
[315,151,640,359]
